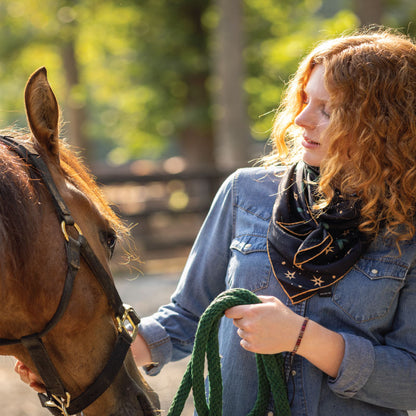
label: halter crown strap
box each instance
[0,135,74,225]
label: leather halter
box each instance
[0,136,141,416]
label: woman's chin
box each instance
[302,152,322,168]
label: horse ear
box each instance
[25,67,60,162]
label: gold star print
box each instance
[324,245,334,255]
[285,271,296,280]
[312,276,324,286]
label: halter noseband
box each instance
[0,136,141,416]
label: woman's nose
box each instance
[295,105,316,129]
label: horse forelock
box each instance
[0,141,41,278]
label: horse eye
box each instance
[101,231,117,257]
[106,233,117,250]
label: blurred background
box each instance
[0,0,415,273]
[1,0,416,275]
[1,0,416,414]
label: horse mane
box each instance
[0,140,39,279]
[0,130,128,280]
[58,144,128,237]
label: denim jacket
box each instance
[139,167,416,416]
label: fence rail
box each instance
[95,168,231,273]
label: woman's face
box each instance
[295,64,331,167]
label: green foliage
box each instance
[383,0,416,36]
[244,0,358,141]
[0,0,360,164]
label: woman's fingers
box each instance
[225,296,304,354]
[224,305,246,320]
[14,360,46,393]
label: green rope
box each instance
[167,288,291,416]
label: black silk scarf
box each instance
[267,162,370,304]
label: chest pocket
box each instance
[332,256,408,323]
[227,234,271,292]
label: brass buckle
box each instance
[61,221,83,242]
[116,304,140,341]
[44,392,71,416]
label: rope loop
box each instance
[167,288,291,415]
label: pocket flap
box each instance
[354,256,408,281]
[230,235,267,254]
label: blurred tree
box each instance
[1,0,402,170]
[59,0,88,156]
[242,0,358,148]
[383,0,416,37]
[121,0,215,169]
[353,0,384,26]
[0,0,91,159]
[211,0,251,171]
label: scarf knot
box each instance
[267,162,370,304]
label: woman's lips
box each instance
[302,136,320,148]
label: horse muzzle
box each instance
[107,356,160,416]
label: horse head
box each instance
[0,68,159,415]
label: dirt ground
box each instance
[0,272,193,416]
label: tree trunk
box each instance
[174,2,215,170]
[211,0,250,171]
[60,41,89,160]
[353,0,384,26]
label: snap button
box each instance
[291,370,297,376]
[371,269,378,275]
[267,412,274,416]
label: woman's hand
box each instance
[14,360,46,393]
[225,295,345,378]
[225,295,303,354]
[131,333,152,367]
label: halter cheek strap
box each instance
[0,136,141,416]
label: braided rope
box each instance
[167,288,291,415]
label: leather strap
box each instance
[37,329,134,415]
[65,329,133,414]
[0,135,74,224]
[0,233,81,346]
[21,336,67,398]
[38,394,65,416]
[79,235,125,317]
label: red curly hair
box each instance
[268,28,416,242]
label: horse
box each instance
[0,67,159,416]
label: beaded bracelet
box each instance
[291,317,309,357]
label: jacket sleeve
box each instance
[138,171,236,375]
[329,264,416,409]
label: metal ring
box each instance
[45,392,71,416]
[61,221,83,241]
[116,304,140,341]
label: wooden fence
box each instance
[96,168,230,274]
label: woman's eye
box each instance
[321,105,331,118]
[322,108,330,118]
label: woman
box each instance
[18,29,416,415]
